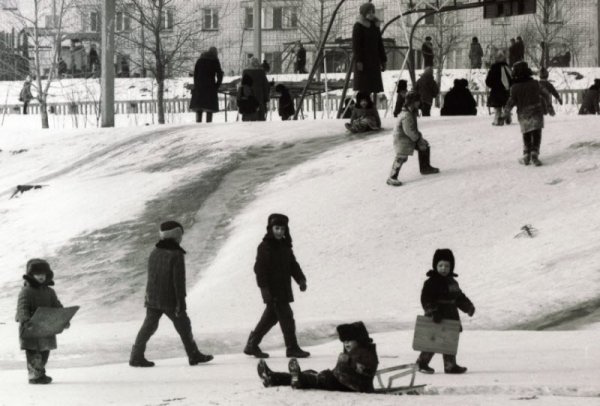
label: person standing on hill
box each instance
[485,51,512,126]
[469,37,483,69]
[352,2,387,106]
[422,36,434,68]
[415,67,439,117]
[243,57,271,121]
[189,46,224,123]
[130,221,213,367]
[244,214,310,359]
[416,249,475,375]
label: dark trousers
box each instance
[26,350,50,380]
[252,301,297,348]
[23,102,29,115]
[133,308,199,357]
[418,351,458,370]
[196,111,213,123]
[523,129,542,154]
[270,369,351,392]
[420,102,432,117]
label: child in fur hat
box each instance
[344,92,382,133]
[416,249,475,374]
[15,259,66,384]
[257,321,379,393]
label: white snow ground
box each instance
[0,113,599,405]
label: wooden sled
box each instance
[373,363,426,395]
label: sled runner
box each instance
[412,315,461,355]
[22,306,79,338]
[373,363,426,395]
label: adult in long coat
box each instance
[506,61,551,166]
[130,221,213,367]
[422,36,434,68]
[352,3,387,100]
[469,37,483,69]
[295,42,307,74]
[244,214,309,359]
[578,79,600,115]
[190,47,223,123]
[485,51,512,125]
[415,67,439,116]
[242,57,271,121]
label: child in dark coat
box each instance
[257,321,379,393]
[15,259,66,384]
[416,249,475,375]
[275,84,295,121]
[344,93,381,133]
[237,74,260,121]
[538,67,562,116]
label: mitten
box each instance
[468,307,476,317]
[299,281,307,292]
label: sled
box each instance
[412,315,461,355]
[373,363,426,395]
[22,306,79,338]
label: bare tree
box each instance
[4,0,75,129]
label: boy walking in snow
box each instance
[244,213,310,359]
[16,259,67,384]
[417,249,475,374]
[130,221,213,367]
[257,321,379,393]
[387,91,439,187]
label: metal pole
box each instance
[253,0,262,61]
[101,0,115,127]
[336,55,355,118]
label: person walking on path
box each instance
[505,61,552,166]
[295,42,307,74]
[422,36,434,68]
[485,51,512,126]
[189,46,224,123]
[415,67,439,117]
[244,214,310,359]
[130,221,213,367]
[19,76,33,115]
[578,79,600,115]
[352,2,387,106]
[469,37,483,69]
[242,57,271,121]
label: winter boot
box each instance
[189,351,214,365]
[243,331,269,358]
[288,358,302,389]
[257,359,274,387]
[29,375,52,385]
[531,152,542,167]
[418,147,440,175]
[386,178,402,186]
[519,152,531,166]
[417,352,435,374]
[387,157,406,186]
[284,333,310,358]
[444,355,467,374]
[129,345,155,367]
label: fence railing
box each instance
[1,89,585,120]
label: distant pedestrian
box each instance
[415,67,439,117]
[485,51,512,126]
[505,61,552,166]
[88,44,100,75]
[16,259,68,384]
[578,79,600,115]
[508,38,518,67]
[344,92,381,133]
[538,67,562,116]
[469,37,483,69]
[130,221,213,367]
[244,214,310,359]
[515,36,525,62]
[242,57,271,121]
[352,2,387,105]
[422,36,434,68]
[295,42,307,74]
[237,74,260,121]
[387,91,439,187]
[275,84,295,120]
[190,46,224,123]
[393,79,408,118]
[441,79,477,116]
[262,59,271,73]
[19,76,33,115]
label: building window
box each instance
[244,7,253,29]
[262,7,273,29]
[116,11,131,32]
[160,9,174,30]
[282,7,298,29]
[203,8,219,30]
[89,11,101,32]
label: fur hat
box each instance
[405,91,420,105]
[25,258,54,284]
[432,249,455,273]
[359,2,375,17]
[512,61,532,79]
[267,213,289,228]
[159,220,184,240]
[337,321,371,344]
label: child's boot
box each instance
[387,156,406,186]
[243,331,269,358]
[519,151,531,165]
[257,359,274,387]
[444,355,467,374]
[416,352,435,374]
[188,350,214,365]
[288,358,302,389]
[29,375,52,385]
[531,151,542,167]
[418,147,440,175]
[129,345,155,367]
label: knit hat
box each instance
[359,2,375,17]
[159,220,184,240]
[405,91,420,105]
[337,321,371,344]
[539,67,549,79]
[432,249,455,273]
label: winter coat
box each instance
[393,107,422,156]
[441,86,477,116]
[19,82,33,103]
[189,52,224,113]
[421,42,434,67]
[415,72,439,105]
[241,68,270,111]
[515,39,525,61]
[352,16,387,94]
[144,239,187,313]
[485,62,512,108]
[16,276,63,351]
[332,343,379,393]
[254,234,306,304]
[508,43,519,66]
[469,43,483,68]
[350,106,381,130]
[539,80,561,116]
[579,86,600,115]
[421,270,474,331]
[237,84,259,118]
[506,77,548,134]
[277,90,295,120]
